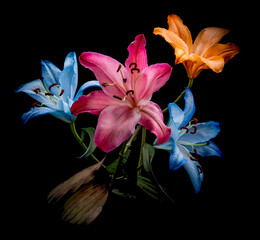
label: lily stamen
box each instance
[33,88,41,94]
[190,126,197,134]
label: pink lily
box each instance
[71,34,172,152]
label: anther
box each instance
[197,165,203,173]
[102,83,110,87]
[126,90,134,95]
[113,95,122,100]
[190,156,199,161]
[59,89,64,96]
[123,78,127,83]
[129,62,140,74]
[117,64,122,72]
[32,101,40,108]
[129,63,137,68]
[49,83,58,91]
[131,68,140,74]
[180,126,189,133]
[45,92,54,96]
[33,88,41,94]
[190,126,197,134]
[191,118,198,124]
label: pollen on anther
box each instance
[45,92,54,96]
[113,95,122,100]
[49,83,58,91]
[190,126,197,134]
[33,88,41,94]
[126,90,134,95]
[117,64,122,72]
[102,83,109,87]
[59,89,64,96]
[180,126,189,133]
[197,165,203,173]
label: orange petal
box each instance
[153,27,190,63]
[167,14,193,52]
[203,43,240,63]
[193,27,230,56]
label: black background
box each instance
[4,1,253,238]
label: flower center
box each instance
[178,118,208,174]
[32,81,65,108]
[102,62,141,108]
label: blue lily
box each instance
[16,52,100,123]
[154,88,222,193]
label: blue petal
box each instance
[168,102,184,129]
[50,111,75,123]
[16,79,54,105]
[195,140,222,157]
[183,161,203,193]
[41,59,61,86]
[169,141,186,170]
[179,121,220,144]
[59,52,78,100]
[181,88,195,127]
[21,106,56,124]
[74,80,101,101]
[153,136,174,151]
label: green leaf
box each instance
[142,143,155,173]
[137,175,160,200]
[106,149,131,174]
[77,127,97,159]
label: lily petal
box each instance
[94,105,141,152]
[193,27,230,56]
[182,88,195,127]
[79,52,127,99]
[179,121,220,144]
[71,90,127,116]
[169,141,186,170]
[125,34,148,82]
[183,161,203,193]
[153,27,190,64]
[194,140,222,157]
[41,59,61,86]
[22,106,57,124]
[167,14,193,52]
[168,102,184,129]
[73,80,101,101]
[135,63,172,104]
[59,52,78,100]
[139,101,171,145]
[16,79,54,106]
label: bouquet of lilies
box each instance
[16,14,239,225]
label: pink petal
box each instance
[71,90,128,116]
[94,105,141,152]
[135,63,172,104]
[79,52,128,98]
[125,34,148,73]
[139,101,171,145]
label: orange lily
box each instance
[153,14,239,79]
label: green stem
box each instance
[70,121,101,166]
[162,78,194,113]
[137,126,146,176]
[109,125,142,190]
